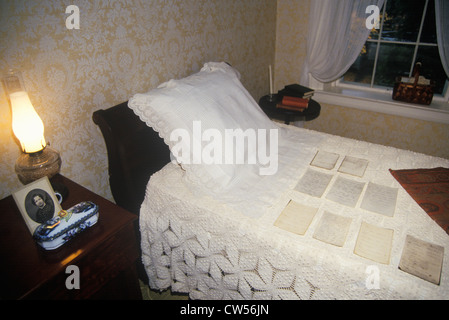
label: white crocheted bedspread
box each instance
[139,125,449,300]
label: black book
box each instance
[285,84,314,95]
[279,84,314,98]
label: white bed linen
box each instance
[129,62,297,215]
[140,125,449,299]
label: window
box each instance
[342,0,448,96]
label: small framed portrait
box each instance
[12,176,63,235]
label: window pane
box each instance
[416,45,448,94]
[341,0,447,97]
[381,0,425,42]
[374,43,415,87]
[369,28,379,41]
[343,42,377,85]
[420,0,437,44]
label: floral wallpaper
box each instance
[0,0,277,200]
[274,0,310,92]
[275,0,449,160]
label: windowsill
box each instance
[313,86,449,125]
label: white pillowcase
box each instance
[128,62,277,193]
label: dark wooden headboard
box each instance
[92,102,171,215]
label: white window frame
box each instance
[311,0,449,125]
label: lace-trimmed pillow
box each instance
[128,62,277,193]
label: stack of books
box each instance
[276,96,309,111]
[276,84,314,111]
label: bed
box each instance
[93,62,449,300]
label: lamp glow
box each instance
[2,70,62,184]
[10,91,46,153]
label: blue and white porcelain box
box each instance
[33,201,99,250]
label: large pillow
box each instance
[128,62,278,193]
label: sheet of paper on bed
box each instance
[354,222,394,265]
[310,150,340,170]
[399,235,444,285]
[338,156,369,177]
[294,168,333,198]
[326,176,365,207]
[274,200,317,235]
[313,211,352,247]
[360,182,398,217]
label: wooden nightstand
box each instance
[0,174,142,300]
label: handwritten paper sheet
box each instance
[354,222,394,264]
[310,150,339,170]
[295,169,333,198]
[313,211,352,247]
[274,201,317,235]
[326,176,365,207]
[338,156,369,177]
[360,182,398,217]
[399,235,444,285]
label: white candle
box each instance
[269,65,273,95]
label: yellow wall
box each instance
[274,0,310,91]
[0,0,277,200]
[275,0,449,160]
[305,103,449,159]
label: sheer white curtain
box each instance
[300,0,384,88]
[435,0,449,78]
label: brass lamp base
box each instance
[15,146,62,185]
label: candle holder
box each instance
[268,65,274,101]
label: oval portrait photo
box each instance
[24,189,55,224]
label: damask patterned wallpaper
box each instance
[305,103,449,159]
[0,0,277,200]
[274,0,310,91]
